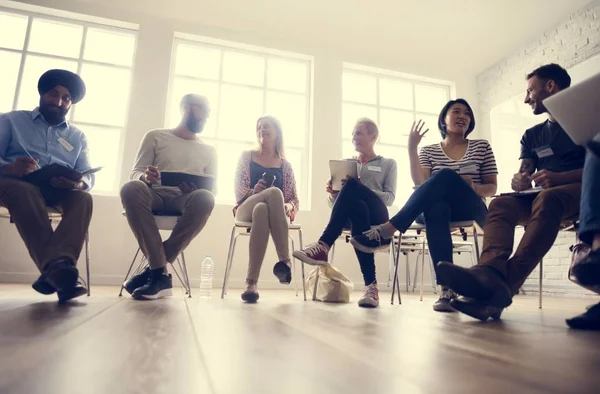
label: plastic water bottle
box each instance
[199,254,214,298]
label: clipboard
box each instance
[494,186,543,197]
[329,160,358,191]
[19,164,102,188]
[160,172,214,190]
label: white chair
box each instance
[221,221,305,299]
[0,206,91,296]
[119,212,192,297]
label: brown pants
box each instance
[481,183,581,293]
[120,180,215,269]
[0,177,93,271]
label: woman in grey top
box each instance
[294,118,397,308]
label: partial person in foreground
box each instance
[0,69,93,302]
[437,64,586,321]
[566,137,600,330]
[294,118,397,308]
[120,94,216,300]
[233,116,299,303]
[350,99,498,312]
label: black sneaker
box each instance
[32,275,56,295]
[123,266,151,295]
[350,228,391,253]
[58,280,88,304]
[241,290,260,303]
[273,261,292,284]
[433,288,457,312]
[132,269,173,300]
[44,259,78,292]
[566,302,600,330]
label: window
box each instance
[166,35,313,206]
[341,64,453,206]
[0,7,137,194]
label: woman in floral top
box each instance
[233,116,299,303]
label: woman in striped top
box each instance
[351,99,498,312]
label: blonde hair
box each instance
[355,117,379,142]
[255,115,285,158]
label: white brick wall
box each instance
[477,0,600,297]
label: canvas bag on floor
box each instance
[305,265,354,303]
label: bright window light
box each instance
[0,6,138,195]
[342,65,452,207]
[167,37,313,206]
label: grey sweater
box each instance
[327,155,397,207]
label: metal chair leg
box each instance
[221,226,237,299]
[539,259,543,309]
[172,257,189,295]
[405,251,411,292]
[289,236,298,297]
[299,229,307,301]
[472,226,481,265]
[85,232,91,296]
[223,234,239,297]
[391,240,402,305]
[420,241,426,301]
[180,251,192,298]
[119,247,142,297]
[330,242,336,265]
[412,252,420,292]
[427,252,436,294]
[312,269,319,301]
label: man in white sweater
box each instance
[120,94,217,300]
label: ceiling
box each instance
[20,0,596,78]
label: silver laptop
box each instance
[543,71,600,145]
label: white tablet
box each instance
[543,71,600,145]
[329,160,359,191]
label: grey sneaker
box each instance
[358,283,379,308]
[433,288,458,312]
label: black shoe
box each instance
[131,269,173,300]
[123,266,151,295]
[450,296,504,322]
[32,275,56,295]
[273,261,292,284]
[571,249,600,287]
[44,259,78,292]
[241,290,259,303]
[433,288,457,312]
[566,302,600,330]
[57,280,88,304]
[350,228,392,253]
[437,262,513,308]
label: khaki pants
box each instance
[235,187,290,282]
[120,180,215,269]
[480,183,581,293]
[0,177,93,271]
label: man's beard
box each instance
[185,115,206,134]
[39,102,68,125]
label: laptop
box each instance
[543,71,600,145]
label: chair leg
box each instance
[420,241,426,301]
[181,251,192,298]
[289,236,298,297]
[312,269,320,301]
[427,252,436,294]
[85,232,91,297]
[387,244,394,288]
[221,226,237,299]
[299,229,307,301]
[391,240,402,305]
[412,252,420,292]
[172,257,188,293]
[119,247,142,297]
[405,251,411,292]
[473,226,481,265]
[539,259,543,309]
[330,242,336,265]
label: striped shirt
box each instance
[419,139,498,184]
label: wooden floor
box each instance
[0,285,599,394]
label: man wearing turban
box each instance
[0,69,94,303]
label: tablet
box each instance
[329,160,358,191]
[160,172,214,190]
[20,163,102,188]
[543,72,600,145]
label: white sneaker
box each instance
[358,283,379,308]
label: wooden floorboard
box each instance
[0,284,599,394]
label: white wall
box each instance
[477,0,600,296]
[0,0,481,292]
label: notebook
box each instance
[329,160,359,191]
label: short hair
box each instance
[526,63,571,90]
[355,117,379,140]
[437,98,476,138]
[180,94,210,115]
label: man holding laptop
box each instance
[120,94,216,300]
[0,69,94,303]
[438,64,586,321]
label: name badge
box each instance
[367,166,381,172]
[459,162,478,174]
[57,137,74,152]
[535,145,554,158]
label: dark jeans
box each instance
[320,178,389,285]
[389,168,488,284]
[579,149,600,245]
